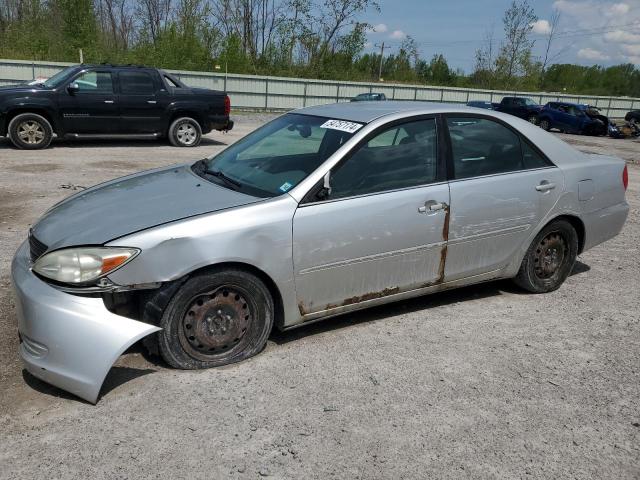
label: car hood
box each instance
[32,164,263,250]
[0,84,42,95]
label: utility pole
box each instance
[375,42,386,81]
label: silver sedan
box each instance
[12,102,629,402]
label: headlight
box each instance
[33,247,139,285]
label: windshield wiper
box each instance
[204,168,242,190]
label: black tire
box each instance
[156,269,274,369]
[8,113,53,149]
[527,114,538,125]
[539,118,551,131]
[513,219,578,293]
[168,117,202,147]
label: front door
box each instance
[443,115,564,281]
[293,117,450,316]
[57,70,118,133]
[117,70,165,133]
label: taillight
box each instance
[622,165,628,191]
[224,95,231,116]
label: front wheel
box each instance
[539,119,551,131]
[527,114,538,125]
[513,219,578,293]
[157,269,274,369]
[168,117,202,147]
[8,113,53,149]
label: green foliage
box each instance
[0,0,638,96]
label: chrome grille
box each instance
[28,230,48,263]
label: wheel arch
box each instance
[545,214,586,254]
[174,261,286,330]
[166,109,205,134]
[4,107,59,136]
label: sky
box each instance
[361,0,640,72]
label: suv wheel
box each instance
[168,117,202,147]
[539,119,551,131]
[8,113,53,149]
[527,114,538,125]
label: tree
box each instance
[540,9,560,77]
[473,26,497,88]
[495,0,537,86]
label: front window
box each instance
[43,67,78,88]
[73,71,113,93]
[195,114,360,197]
[522,98,537,106]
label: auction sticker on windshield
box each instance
[320,119,363,134]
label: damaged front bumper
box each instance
[11,241,160,403]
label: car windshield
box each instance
[43,67,78,88]
[196,113,361,197]
[522,98,537,106]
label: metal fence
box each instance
[1,58,638,118]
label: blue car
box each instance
[537,102,608,136]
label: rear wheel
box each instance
[539,119,551,131]
[168,117,202,147]
[157,269,274,369]
[8,113,53,149]
[527,114,538,125]
[513,219,578,293]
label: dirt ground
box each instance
[0,114,638,479]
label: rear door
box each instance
[117,70,165,133]
[443,115,563,281]
[293,117,450,316]
[57,69,118,133]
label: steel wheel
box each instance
[154,269,274,369]
[532,232,566,280]
[179,285,253,361]
[514,219,578,293]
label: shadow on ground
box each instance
[22,366,156,403]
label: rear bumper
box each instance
[206,115,233,133]
[583,201,629,251]
[11,241,160,403]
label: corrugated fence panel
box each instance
[0,58,638,117]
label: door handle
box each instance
[147,100,157,104]
[535,182,556,192]
[104,100,114,104]
[418,201,447,214]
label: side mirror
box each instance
[67,82,79,94]
[316,172,332,201]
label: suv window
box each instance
[119,71,155,94]
[328,119,438,199]
[74,71,113,93]
[447,117,548,179]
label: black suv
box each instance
[0,64,233,149]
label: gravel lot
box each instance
[0,114,638,479]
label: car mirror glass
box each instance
[67,82,79,94]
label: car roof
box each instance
[294,101,496,123]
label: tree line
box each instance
[1,0,638,97]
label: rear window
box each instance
[119,71,155,94]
